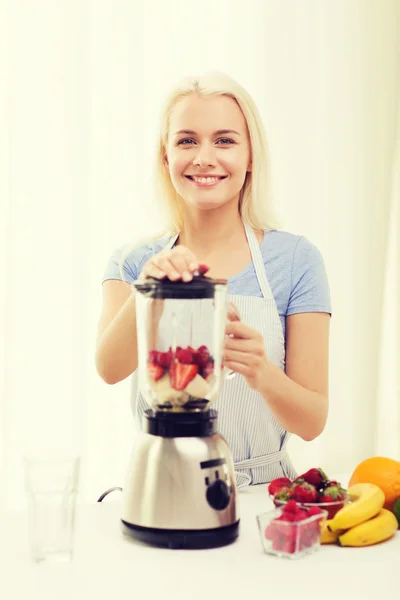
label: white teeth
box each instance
[192,176,222,184]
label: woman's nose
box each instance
[193,145,217,168]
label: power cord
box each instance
[97,486,123,502]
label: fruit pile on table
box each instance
[265,460,400,552]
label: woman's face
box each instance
[165,94,252,212]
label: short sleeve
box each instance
[102,244,138,284]
[286,237,332,316]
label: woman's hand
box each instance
[223,303,270,391]
[139,245,207,282]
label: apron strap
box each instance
[234,445,289,490]
[243,223,273,300]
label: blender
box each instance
[120,271,239,549]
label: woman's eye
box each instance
[178,138,195,145]
[217,138,234,145]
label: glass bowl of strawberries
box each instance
[257,500,328,559]
[268,468,349,520]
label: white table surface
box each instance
[1,474,397,600]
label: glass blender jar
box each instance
[133,272,231,413]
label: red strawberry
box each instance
[277,537,296,554]
[307,506,325,516]
[193,345,210,369]
[264,522,278,541]
[323,480,347,494]
[274,486,294,503]
[157,348,173,367]
[298,468,328,489]
[176,347,193,364]
[170,361,198,391]
[282,499,299,515]
[148,363,165,381]
[293,477,306,485]
[268,477,292,497]
[292,482,318,504]
[292,509,309,522]
[278,512,296,523]
[300,520,321,547]
[319,485,346,503]
[148,350,158,364]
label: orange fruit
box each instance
[348,456,400,510]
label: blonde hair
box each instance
[155,70,281,233]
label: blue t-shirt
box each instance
[102,229,331,340]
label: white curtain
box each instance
[1,0,399,511]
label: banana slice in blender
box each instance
[184,374,210,399]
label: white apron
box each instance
[131,223,298,488]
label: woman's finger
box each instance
[223,360,251,378]
[152,255,182,280]
[166,246,200,271]
[225,321,256,339]
[167,252,194,281]
[139,262,167,280]
[223,349,253,364]
[224,337,257,352]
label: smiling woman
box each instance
[95,71,331,488]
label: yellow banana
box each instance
[328,483,385,532]
[321,520,341,544]
[338,508,398,547]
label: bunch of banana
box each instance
[323,483,398,547]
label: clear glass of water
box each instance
[24,453,81,563]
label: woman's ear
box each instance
[163,155,169,170]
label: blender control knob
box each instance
[206,480,231,511]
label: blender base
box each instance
[121,519,240,550]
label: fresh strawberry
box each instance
[323,480,347,494]
[277,511,296,522]
[300,518,322,547]
[307,506,325,516]
[298,468,328,489]
[290,509,308,523]
[176,347,193,364]
[281,499,299,515]
[319,485,346,503]
[293,477,305,485]
[264,522,278,540]
[292,482,318,504]
[323,479,339,487]
[157,348,173,367]
[148,363,165,381]
[276,537,296,554]
[268,477,292,497]
[148,350,158,364]
[169,361,198,391]
[193,345,210,369]
[274,486,294,502]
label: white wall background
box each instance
[1,0,399,511]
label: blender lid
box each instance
[133,274,227,300]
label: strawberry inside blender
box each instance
[147,344,216,409]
